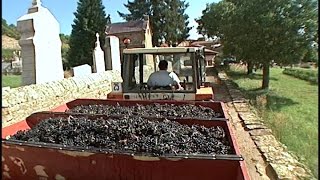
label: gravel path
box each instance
[206,68,272,180]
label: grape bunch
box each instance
[10,116,231,156]
[67,103,223,119]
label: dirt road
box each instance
[206,68,273,180]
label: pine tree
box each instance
[67,0,110,69]
[162,0,191,43]
[118,0,190,45]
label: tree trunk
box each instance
[247,61,253,75]
[261,62,270,89]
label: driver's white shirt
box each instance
[147,70,180,87]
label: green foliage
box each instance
[283,68,318,84]
[67,0,110,68]
[2,18,20,39]
[2,75,21,88]
[301,44,318,63]
[2,49,15,61]
[59,33,71,69]
[199,0,318,89]
[59,33,70,44]
[227,65,318,178]
[197,2,234,38]
[61,46,70,70]
[299,63,311,68]
[118,0,191,45]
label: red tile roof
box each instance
[204,49,219,54]
[190,40,215,46]
[106,20,148,34]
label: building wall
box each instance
[115,32,145,48]
[111,31,145,63]
[206,54,216,67]
[108,19,153,64]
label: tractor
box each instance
[107,46,214,100]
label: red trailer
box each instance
[2,99,250,180]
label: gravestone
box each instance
[17,0,64,85]
[104,35,121,72]
[72,64,92,77]
[92,33,106,73]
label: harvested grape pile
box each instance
[67,103,224,119]
[10,116,232,155]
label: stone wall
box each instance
[2,70,122,128]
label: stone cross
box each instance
[96,33,100,47]
[93,33,105,73]
[32,0,42,7]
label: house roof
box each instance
[106,20,148,34]
[177,40,219,54]
[123,47,202,54]
[190,40,215,46]
[204,49,219,55]
[177,41,191,47]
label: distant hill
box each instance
[2,18,21,51]
[2,35,20,49]
[2,18,70,63]
[2,18,70,49]
[2,18,20,40]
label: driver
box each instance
[147,60,183,90]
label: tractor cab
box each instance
[108,46,214,100]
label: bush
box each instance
[300,63,311,69]
[2,48,15,61]
[283,68,318,84]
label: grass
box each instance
[226,65,318,178]
[2,75,22,88]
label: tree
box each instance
[162,0,191,43]
[301,43,318,64]
[67,0,110,68]
[2,18,20,39]
[118,0,191,45]
[2,49,15,61]
[199,0,318,89]
[59,33,70,44]
[59,34,71,70]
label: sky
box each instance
[2,0,219,40]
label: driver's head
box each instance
[158,60,168,70]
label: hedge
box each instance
[283,68,318,84]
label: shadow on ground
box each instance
[206,67,298,111]
[234,86,299,111]
[226,70,279,81]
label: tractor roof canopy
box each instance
[123,47,202,54]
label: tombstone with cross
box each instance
[93,33,106,73]
[17,0,64,85]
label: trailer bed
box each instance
[2,111,249,180]
[50,99,228,120]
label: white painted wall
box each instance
[17,2,64,85]
[93,33,106,73]
[109,36,121,72]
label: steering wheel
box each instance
[179,81,186,90]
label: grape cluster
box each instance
[10,116,231,155]
[67,103,223,119]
